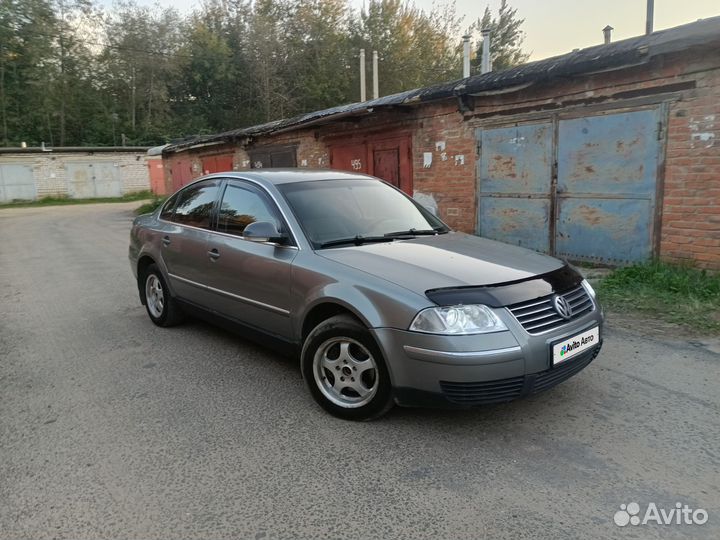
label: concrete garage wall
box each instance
[0,149,150,202]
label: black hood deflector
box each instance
[425,265,583,308]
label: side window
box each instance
[172,181,219,229]
[218,184,279,236]
[159,191,180,220]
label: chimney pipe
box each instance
[462,34,471,78]
[359,49,366,102]
[646,0,654,35]
[603,25,613,44]
[372,50,379,99]
[481,28,492,74]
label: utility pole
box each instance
[646,0,654,35]
[359,49,366,102]
[372,50,379,99]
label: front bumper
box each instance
[372,305,604,408]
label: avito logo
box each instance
[559,334,594,357]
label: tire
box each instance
[301,314,394,421]
[141,263,185,327]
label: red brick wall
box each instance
[662,67,720,268]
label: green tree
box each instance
[99,1,183,145]
[472,0,528,73]
[283,0,352,113]
[350,0,462,99]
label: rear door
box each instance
[204,180,297,338]
[159,180,220,306]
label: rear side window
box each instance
[218,184,280,236]
[159,192,180,220]
[171,181,219,229]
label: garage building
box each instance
[162,17,720,269]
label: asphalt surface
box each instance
[1,202,718,540]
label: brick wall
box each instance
[662,66,720,268]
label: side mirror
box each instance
[243,221,286,243]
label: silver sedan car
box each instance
[129,170,603,420]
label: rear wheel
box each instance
[302,314,393,421]
[142,263,184,327]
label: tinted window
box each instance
[279,179,447,247]
[172,182,219,229]
[159,192,180,220]
[218,184,279,236]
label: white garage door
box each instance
[65,161,123,198]
[0,163,36,202]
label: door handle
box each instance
[162,235,171,247]
[208,248,220,260]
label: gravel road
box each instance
[1,202,718,539]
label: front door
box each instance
[204,180,297,338]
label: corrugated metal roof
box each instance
[164,16,720,154]
[0,146,150,154]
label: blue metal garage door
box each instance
[476,108,661,264]
[556,109,660,264]
[476,122,553,253]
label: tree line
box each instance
[0,0,526,147]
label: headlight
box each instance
[582,279,596,298]
[409,305,507,335]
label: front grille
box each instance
[439,376,525,405]
[440,343,602,406]
[507,285,594,334]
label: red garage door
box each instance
[328,134,412,194]
[169,156,193,191]
[202,154,234,174]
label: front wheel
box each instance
[302,315,394,421]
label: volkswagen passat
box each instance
[129,170,603,420]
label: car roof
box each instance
[213,169,378,186]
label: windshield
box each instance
[278,179,449,248]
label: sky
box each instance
[101,0,720,61]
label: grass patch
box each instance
[597,261,720,333]
[134,195,167,215]
[0,191,154,209]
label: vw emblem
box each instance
[553,295,573,320]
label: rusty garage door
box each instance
[201,154,234,175]
[476,107,662,264]
[476,122,553,253]
[169,155,194,192]
[249,145,297,168]
[0,162,36,202]
[329,134,413,194]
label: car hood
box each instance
[318,232,565,296]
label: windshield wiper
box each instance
[319,235,397,249]
[384,227,448,237]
